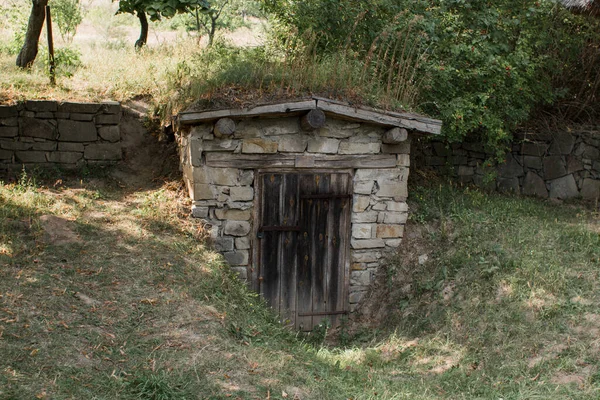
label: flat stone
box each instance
[543,155,567,180]
[549,131,575,155]
[379,212,408,224]
[230,187,254,201]
[351,251,381,263]
[349,291,366,304]
[84,143,121,160]
[31,142,57,151]
[316,125,354,139]
[35,112,54,119]
[522,142,549,156]
[203,139,239,152]
[0,127,18,138]
[15,151,46,163]
[0,149,13,160]
[355,168,405,182]
[25,100,57,112]
[262,118,299,135]
[352,211,378,223]
[0,106,18,118]
[385,239,402,247]
[1,141,31,150]
[193,184,216,200]
[95,113,121,125]
[522,171,548,198]
[307,137,340,154]
[351,239,385,249]
[498,153,523,178]
[58,142,84,152]
[457,166,474,176]
[549,174,579,199]
[377,182,408,198]
[70,113,94,122]
[338,142,380,154]
[351,271,372,286]
[102,102,121,114]
[0,118,18,127]
[47,151,83,163]
[376,224,404,238]
[240,170,254,186]
[191,206,209,218]
[352,224,373,239]
[566,156,584,173]
[397,154,410,166]
[580,179,600,200]
[214,237,234,251]
[381,142,410,154]
[58,120,97,142]
[224,221,251,236]
[371,203,386,211]
[242,138,278,153]
[354,181,374,195]
[214,208,250,220]
[278,135,308,152]
[21,117,56,139]
[235,237,251,250]
[98,126,120,142]
[386,201,408,212]
[223,250,249,266]
[353,195,370,212]
[523,156,542,169]
[583,145,600,160]
[58,102,102,114]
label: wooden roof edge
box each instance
[178,97,442,135]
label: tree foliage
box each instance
[117,0,209,22]
[52,0,83,43]
[262,0,600,154]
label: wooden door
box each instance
[257,172,352,330]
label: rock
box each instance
[307,137,340,154]
[230,187,253,201]
[354,181,374,195]
[543,155,567,180]
[214,237,234,251]
[349,291,366,304]
[352,251,381,263]
[84,143,121,160]
[379,212,408,224]
[352,195,370,212]
[383,127,408,144]
[230,267,248,280]
[522,171,548,198]
[15,151,46,163]
[58,102,101,114]
[549,174,579,199]
[386,201,408,212]
[58,142,84,152]
[58,120,97,142]
[566,156,584,173]
[224,221,251,236]
[583,145,600,160]
[580,179,600,200]
[418,254,428,265]
[0,106,18,118]
[338,142,380,154]
[376,182,408,198]
[203,139,239,152]
[47,151,82,164]
[262,118,299,135]
[278,135,308,152]
[95,113,121,125]
[371,202,386,211]
[523,156,542,170]
[549,131,575,155]
[385,239,402,247]
[352,211,378,223]
[0,127,18,138]
[498,153,523,178]
[0,149,13,160]
[242,138,278,153]
[223,250,249,265]
[21,117,56,139]
[25,100,57,112]
[0,117,18,127]
[381,142,410,154]
[235,237,251,250]
[98,126,120,142]
[351,271,372,286]
[457,165,474,176]
[351,239,385,249]
[70,113,94,122]
[39,215,80,245]
[214,209,251,221]
[397,154,410,166]
[522,142,549,156]
[102,102,121,114]
[193,184,215,200]
[31,142,57,151]
[352,224,373,239]
[191,206,209,218]
[376,224,404,238]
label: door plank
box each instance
[260,173,282,312]
[310,173,331,328]
[296,174,316,331]
[279,174,299,327]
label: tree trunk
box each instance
[16,0,49,69]
[134,10,148,49]
[208,15,217,47]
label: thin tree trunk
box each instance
[135,10,148,49]
[208,15,217,46]
[16,0,49,69]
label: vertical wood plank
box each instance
[296,174,315,331]
[279,174,299,327]
[260,173,282,312]
[310,173,331,328]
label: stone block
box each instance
[102,101,121,114]
[353,195,370,212]
[0,149,13,161]
[235,237,251,250]
[35,112,54,119]
[549,174,579,199]
[338,142,380,154]
[497,153,523,179]
[242,138,278,153]
[224,221,251,236]
[84,143,121,160]
[351,239,385,249]
[95,113,121,125]
[203,139,239,152]
[230,187,254,201]
[70,113,94,122]
[58,142,84,152]
[583,145,600,160]
[351,251,381,263]
[58,120,97,142]
[230,267,248,280]
[354,181,374,195]
[25,100,57,112]
[214,208,252,221]
[522,142,549,156]
[376,224,404,238]
[397,154,410,166]
[376,182,408,198]
[227,201,253,210]
[98,126,120,142]
[47,151,83,164]
[381,142,410,154]
[523,156,542,170]
[566,156,584,174]
[385,239,402,247]
[549,131,575,155]
[316,125,354,139]
[457,166,474,176]
[351,271,372,286]
[31,142,57,151]
[1,141,31,151]
[0,106,18,118]
[379,212,408,224]
[355,168,405,182]
[278,135,308,152]
[497,177,520,193]
[55,113,69,119]
[307,137,340,154]
[239,170,254,186]
[371,202,386,211]
[351,262,366,271]
[262,118,299,136]
[223,250,249,265]
[386,201,408,212]
[352,211,378,223]
[522,171,548,198]
[191,206,209,218]
[543,155,567,180]
[0,127,18,138]
[214,237,234,251]
[21,117,56,139]
[580,179,600,200]
[352,224,373,239]
[0,117,18,127]
[58,102,101,114]
[15,151,47,163]
[349,291,366,304]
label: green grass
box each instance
[1,171,599,399]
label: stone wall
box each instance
[178,116,411,311]
[0,100,122,170]
[413,127,600,200]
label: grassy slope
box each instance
[1,170,599,399]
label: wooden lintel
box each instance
[205,153,397,169]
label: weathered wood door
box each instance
[256,172,352,330]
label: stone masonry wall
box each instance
[178,116,411,311]
[413,127,600,200]
[0,100,122,170]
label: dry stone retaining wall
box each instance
[413,128,600,200]
[0,100,122,170]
